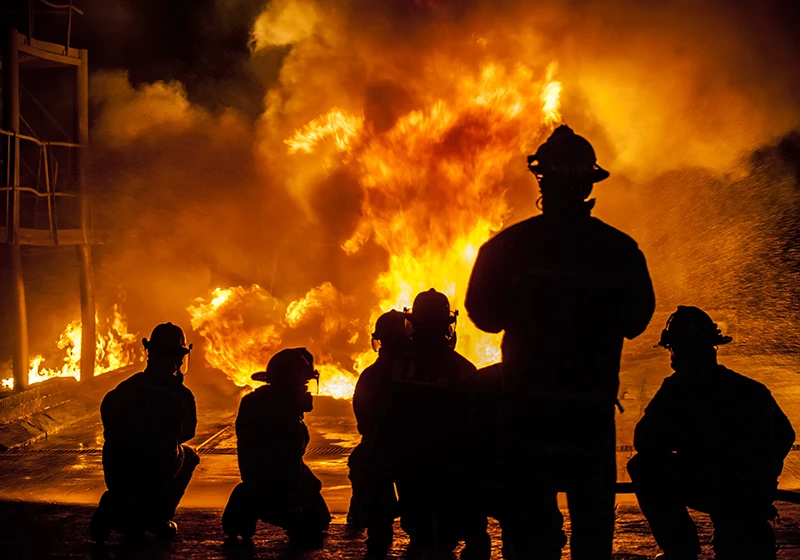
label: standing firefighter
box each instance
[222,348,331,548]
[90,322,199,543]
[628,306,795,560]
[347,310,409,550]
[465,125,655,559]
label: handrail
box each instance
[0,129,79,149]
[38,0,84,15]
[0,186,79,198]
[26,1,84,55]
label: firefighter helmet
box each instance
[527,125,609,183]
[657,306,732,349]
[251,347,319,384]
[371,310,410,352]
[142,322,191,356]
[409,289,456,327]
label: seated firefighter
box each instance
[90,322,199,543]
[627,306,795,560]
[222,348,331,547]
[373,289,490,559]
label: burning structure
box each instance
[2,0,799,398]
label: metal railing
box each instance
[27,0,84,54]
[2,127,82,245]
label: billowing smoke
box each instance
[41,0,800,391]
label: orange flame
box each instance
[191,61,562,398]
[284,108,365,154]
[1,305,141,390]
[341,62,562,368]
[541,61,563,128]
[187,283,360,398]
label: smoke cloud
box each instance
[25,0,798,386]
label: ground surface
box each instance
[1,351,800,558]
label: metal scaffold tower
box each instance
[1,1,95,390]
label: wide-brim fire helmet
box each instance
[251,348,320,389]
[408,289,458,345]
[657,306,732,350]
[371,309,411,352]
[527,125,610,184]
[142,322,192,357]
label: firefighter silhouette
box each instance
[222,348,330,548]
[360,290,489,558]
[90,322,199,543]
[628,307,795,560]
[466,125,655,559]
[347,310,408,545]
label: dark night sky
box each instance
[3,0,799,117]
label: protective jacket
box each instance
[101,369,197,486]
[466,212,655,401]
[235,386,319,500]
[634,365,795,494]
[379,345,476,463]
[353,357,388,441]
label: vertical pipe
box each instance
[3,29,29,391]
[75,47,95,383]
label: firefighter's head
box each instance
[142,322,191,375]
[252,348,318,407]
[371,310,410,355]
[408,289,457,346]
[527,125,609,213]
[657,306,731,371]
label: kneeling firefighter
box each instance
[90,322,199,543]
[222,348,331,547]
[628,306,795,560]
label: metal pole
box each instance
[75,47,95,384]
[3,29,29,391]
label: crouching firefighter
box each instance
[347,310,409,549]
[628,306,795,560]
[90,322,199,543]
[222,348,331,547]
[384,289,490,559]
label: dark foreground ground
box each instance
[2,500,800,560]
[2,351,800,558]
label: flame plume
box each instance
[191,61,561,398]
[187,283,361,398]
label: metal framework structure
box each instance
[1,2,95,390]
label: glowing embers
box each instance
[0,305,140,391]
[187,284,359,399]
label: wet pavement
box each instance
[2,500,800,559]
[1,352,800,558]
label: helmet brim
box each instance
[592,165,610,183]
[528,162,610,183]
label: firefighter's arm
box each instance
[178,389,197,443]
[466,241,509,334]
[633,380,676,456]
[353,365,377,436]
[621,247,655,340]
[769,395,795,474]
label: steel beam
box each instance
[2,29,29,391]
[74,47,95,384]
